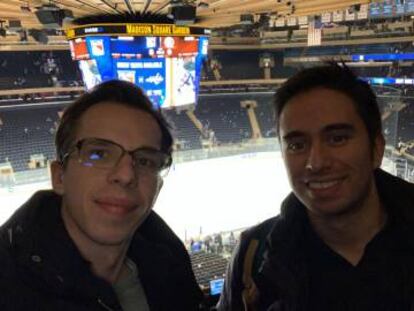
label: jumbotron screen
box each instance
[67,24,209,108]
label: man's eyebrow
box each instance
[132,145,161,152]
[282,124,355,140]
[282,131,305,141]
[323,123,355,133]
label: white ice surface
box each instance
[0,151,290,240]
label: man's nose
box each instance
[305,141,331,172]
[107,153,137,187]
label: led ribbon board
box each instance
[66,23,210,109]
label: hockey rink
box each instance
[0,151,290,240]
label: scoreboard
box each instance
[66,23,210,109]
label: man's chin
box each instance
[88,231,132,247]
[307,202,352,218]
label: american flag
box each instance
[307,17,322,46]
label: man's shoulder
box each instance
[230,215,282,266]
[0,190,60,229]
[376,169,414,193]
[0,192,56,276]
[0,238,14,267]
[0,190,63,280]
[240,215,281,244]
[376,169,414,221]
[0,234,21,299]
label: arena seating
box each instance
[1,44,414,173]
[2,87,412,174]
[260,30,289,43]
[254,95,277,138]
[190,251,228,289]
[0,94,275,172]
[0,51,81,90]
[0,106,61,171]
[2,45,414,90]
[395,101,414,145]
[322,26,348,40]
[163,109,203,150]
[195,96,252,144]
[214,51,263,80]
[201,60,217,81]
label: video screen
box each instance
[69,39,89,60]
[69,35,209,109]
[351,53,414,62]
[210,278,225,296]
[362,77,414,86]
[78,59,102,90]
[171,57,197,107]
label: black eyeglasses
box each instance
[62,138,172,177]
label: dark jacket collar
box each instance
[272,168,414,248]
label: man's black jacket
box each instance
[0,190,203,311]
[217,169,414,311]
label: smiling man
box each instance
[218,63,414,311]
[0,80,202,310]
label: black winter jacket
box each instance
[217,169,414,311]
[0,190,203,311]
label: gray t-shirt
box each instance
[113,258,150,311]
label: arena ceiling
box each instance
[1,0,369,30]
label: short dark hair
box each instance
[55,80,173,163]
[274,63,382,147]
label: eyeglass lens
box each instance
[78,139,170,176]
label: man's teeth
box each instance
[308,180,340,189]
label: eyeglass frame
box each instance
[61,137,173,177]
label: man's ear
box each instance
[373,133,386,169]
[149,177,163,209]
[157,177,164,193]
[50,160,65,195]
[154,177,163,201]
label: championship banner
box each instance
[307,17,322,46]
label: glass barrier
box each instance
[0,138,281,189]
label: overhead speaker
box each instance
[8,20,22,31]
[35,6,73,29]
[240,14,254,25]
[29,29,48,44]
[170,5,196,25]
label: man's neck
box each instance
[307,182,387,266]
[84,242,130,284]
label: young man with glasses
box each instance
[0,80,203,310]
